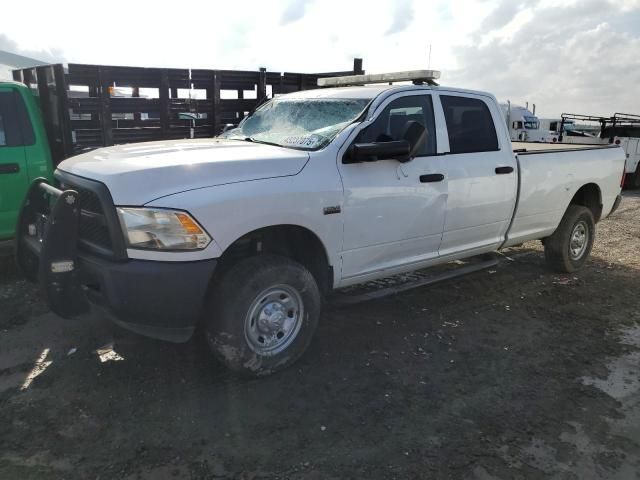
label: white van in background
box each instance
[500,101,546,142]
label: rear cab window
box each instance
[440,95,499,154]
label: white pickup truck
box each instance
[17,71,625,376]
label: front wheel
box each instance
[544,205,595,273]
[204,255,321,376]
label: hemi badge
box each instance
[51,261,74,273]
[323,206,341,215]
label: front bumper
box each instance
[15,179,216,343]
[81,255,216,342]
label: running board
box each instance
[329,255,499,306]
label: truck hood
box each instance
[57,139,310,205]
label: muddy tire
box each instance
[544,205,595,273]
[204,255,321,376]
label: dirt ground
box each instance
[1,193,639,480]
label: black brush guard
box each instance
[16,178,90,318]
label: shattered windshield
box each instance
[220,97,370,150]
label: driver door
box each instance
[337,93,448,283]
[0,89,29,240]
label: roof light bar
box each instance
[317,70,441,87]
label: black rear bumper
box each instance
[15,178,216,343]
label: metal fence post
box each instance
[52,64,73,160]
[211,71,221,135]
[159,69,170,139]
[353,58,364,74]
[258,67,267,101]
[97,67,113,146]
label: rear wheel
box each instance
[204,255,321,376]
[544,205,595,273]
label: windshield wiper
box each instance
[243,137,284,148]
[228,136,311,150]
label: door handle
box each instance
[0,163,20,174]
[495,166,514,174]
[419,173,445,183]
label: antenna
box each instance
[428,44,432,70]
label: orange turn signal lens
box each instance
[176,213,204,234]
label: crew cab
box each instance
[16,70,626,376]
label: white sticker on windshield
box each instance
[282,135,323,148]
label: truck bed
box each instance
[504,140,625,248]
[512,142,616,153]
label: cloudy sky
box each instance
[2,0,640,117]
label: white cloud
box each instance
[478,7,535,46]
[449,0,640,117]
[0,33,64,63]
[1,0,639,117]
[385,0,415,36]
[280,0,315,25]
[617,0,640,11]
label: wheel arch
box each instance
[568,183,603,223]
[215,224,334,294]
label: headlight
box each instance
[117,207,211,250]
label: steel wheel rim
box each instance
[244,284,304,355]
[569,221,589,260]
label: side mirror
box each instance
[345,120,428,164]
[346,140,411,164]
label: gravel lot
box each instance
[1,193,639,479]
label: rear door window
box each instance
[440,95,499,154]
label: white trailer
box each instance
[500,101,546,142]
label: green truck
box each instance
[0,82,53,251]
[0,60,361,253]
